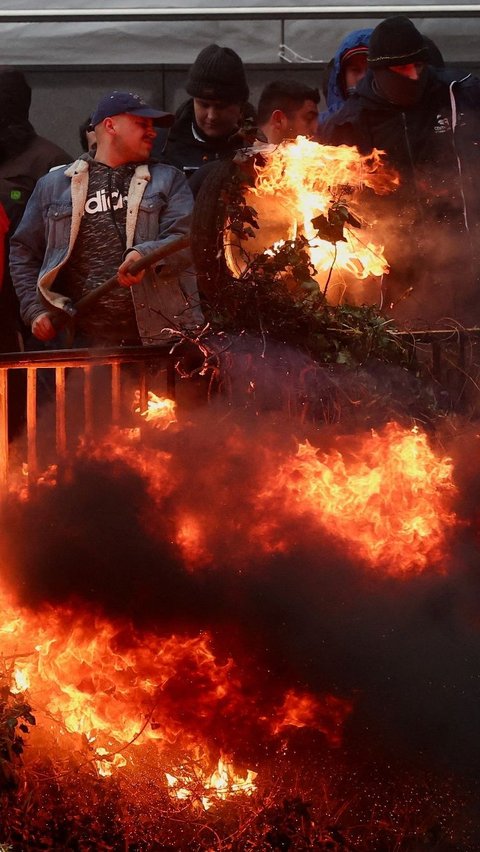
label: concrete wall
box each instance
[23,55,480,157]
[26,64,329,157]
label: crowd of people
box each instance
[1,14,480,362]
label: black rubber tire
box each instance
[190,159,240,303]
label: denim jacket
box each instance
[10,157,204,344]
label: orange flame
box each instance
[273,690,353,747]
[262,423,456,574]
[133,391,177,430]
[241,138,400,298]
[0,583,348,792]
[72,420,457,576]
[166,753,258,810]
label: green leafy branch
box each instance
[206,166,411,368]
[0,670,35,792]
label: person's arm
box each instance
[117,249,146,287]
[128,167,193,276]
[9,177,52,334]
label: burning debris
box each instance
[165,755,258,810]
[193,138,400,321]
[133,389,177,430]
[249,138,397,289]
[0,386,479,847]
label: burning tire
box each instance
[191,141,397,310]
[191,154,309,305]
[190,157,258,303]
[189,142,445,421]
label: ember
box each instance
[166,754,258,810]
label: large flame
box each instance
[0,398,472,842]
[0,582,351,799]
[227,138,400,302]
[262,423,456,573]
[10,406,458,580]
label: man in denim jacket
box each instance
[10,91,204,347]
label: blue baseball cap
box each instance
[91,91,174,128]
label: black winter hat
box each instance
[186,44,249,103]
[368,16,429,68]
[0,68,31,123]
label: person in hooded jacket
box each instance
[0,68,72,348]
[0,68,72,435]
[319,16,480,323]
[10,90,203,350]
[318,28,372,126]
[0,68,71,212]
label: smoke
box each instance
[2,383,480,791]
[0,337,479,852]
[360,187,478,326]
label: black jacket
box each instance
[319,69,480,322]
[162,98,243,179]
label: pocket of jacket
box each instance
[136,194,168,241]
[46,204,72,249]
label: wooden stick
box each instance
[74,233,190,317]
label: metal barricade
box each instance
[0,345,176,488]
[0,329,478,487]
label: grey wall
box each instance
[23,48,480,157]
[26,64,330,157]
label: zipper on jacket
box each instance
[401,111,426,229]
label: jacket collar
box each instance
[64,157,151,181]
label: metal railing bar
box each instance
[0,345,175,370]
[0,6,480,21]
[55,366,67,461]
[83,366,93,436]
[139,366,148,414]
[111,362,121,425]
[26,367,38,481]
[0,370,8,489]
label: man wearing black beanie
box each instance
[319,16,480,324]
[162,44,252,180]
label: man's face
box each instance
[109,114,157,162]
[343,54,368,92]
[389,62,426,80]
[193,98,242,138]
[285,99,319,139]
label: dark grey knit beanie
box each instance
[368,16,429,68]
[186,44,249,103]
